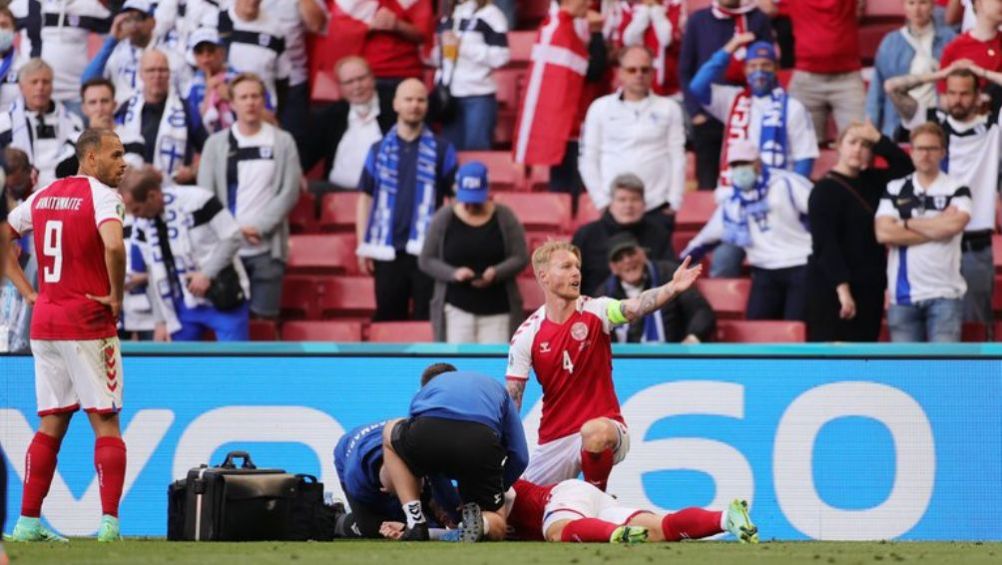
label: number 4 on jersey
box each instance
[43,220,64,283]
[562,350,574,374]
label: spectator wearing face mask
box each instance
[689,33,817,279]
[0,6,22,109]
[682,140,813,321]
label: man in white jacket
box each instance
[681,139,813,321]
[578,45,685,232]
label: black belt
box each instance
[961,230,993,252]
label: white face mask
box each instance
[730,166,758,191]
[0,30,14,53]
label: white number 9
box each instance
[43,220,63,283]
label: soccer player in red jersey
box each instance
[506,241,701,491]
[505,478,758,544]
[3,128,128,543]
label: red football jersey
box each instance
[506,296,625,444]
[7,176,124,340]
[506,480,555,541]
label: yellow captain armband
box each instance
[606,300,629,325]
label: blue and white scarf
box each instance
[608,261,666,344]
[116,88,190,179]
[722,168,772,248]
[756,87,789,170]
[358,125,438,261]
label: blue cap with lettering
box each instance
[455,161,489,204]
[746,41,777,63]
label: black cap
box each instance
[607,232,641,262]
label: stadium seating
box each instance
[676,190,716,232]
[993,235,1002,272]
[507,31,535,65]
[716,320,806,343]
[962,322,989,343]
[864,0,905,18]
[318,276,377,319]
[249,320,279,341]
[811,149,839,180]
[287,234,358,275]
[525,166,550,192]
[282,320,364,341]
[494,67,524,110]
[319,191,360,233]
[280,276,322,320]
[288,193,318,234]
[367,321,434,342]
[458,151,524,191]
[517,277,545,313]
[573,194,601,231]
[494,192,572,232]
[695,278,751,319]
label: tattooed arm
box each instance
[618,257,703,324]
[506,379,526,412]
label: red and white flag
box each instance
[512,7,590,166]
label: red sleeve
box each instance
[405,0,434,41]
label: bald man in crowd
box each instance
[356,78,458,322]
[115,50,205,184]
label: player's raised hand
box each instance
[725,32,756,54]
[670,256,702,294]
[87,293,121,319]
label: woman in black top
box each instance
[806,121,914,342]
[419,162,529,343]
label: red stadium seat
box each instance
[716,320,806,343]
[280,276,322,320]
[676,190,716,231]
[573,194,601,231]
[311,70,340,102]
[962,322,989,343]
[319,191,360,233]
[287,234,358,275]
[525,166,550,192]
[993,235,1002,272]
[518,231,570,278]
[494,68,524,110]
[685,151,696,182]
[288,193,318,234]
[672,230,696,255]
[517,277,545,313]
[696,278,751,319]
[518,0,551,28]
[859,22,900,65]
[494,192,572,232]
[811,149,839,181]
[367,321,434,342]
[317,276,376,319]
[457,151,524,192]
[495,109,517,147]
[865,0,905,19]
[508,31,535,65]
[687,0,712,11]
[282,320,364,341]
[249,320,279,341]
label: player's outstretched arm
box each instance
[619,256,703,323]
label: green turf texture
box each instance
[5,540,1001,565]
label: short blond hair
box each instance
[531,240,581,276]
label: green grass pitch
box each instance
[5,540,1002,565]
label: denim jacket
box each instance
[866,25,956,137]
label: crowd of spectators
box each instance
[1,0,1001,347]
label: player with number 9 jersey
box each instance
[2,129,129,544]
[506,241,703,491]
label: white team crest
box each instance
[539,342,551,353]
[258,34,271,47]
[933,196,947,210]
[571,322,588,341]
[69,15,80,27]
[260,146,273,159]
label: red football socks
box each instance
[661,508,724,541]
[94,436,127,517]
[580,448,614,491]
[21,432,61,518]
[560,518,620,542]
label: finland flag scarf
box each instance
[358,125,438,260]
[607,260,666,343]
